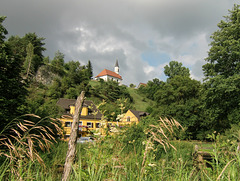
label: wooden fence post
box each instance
[62,91,85,181]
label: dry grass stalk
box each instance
[140,139,151,175]
[146,117,182,152]
[140,117,182,176]
[0,114,62,178]
[216,159,235,181]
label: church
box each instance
[95,60,122,84]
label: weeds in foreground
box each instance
[0,114,61,180]
[0,116,240,180]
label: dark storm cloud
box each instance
[0,0,238,84]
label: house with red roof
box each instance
[95,60,122,84]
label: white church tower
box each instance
[95,59,122,84]
[114,59,119,74]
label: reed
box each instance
[0,114,61,180]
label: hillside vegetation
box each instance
[127,87,153,111]
[1,5,240,180]
[89,80,152,112]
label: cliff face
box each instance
[35,65,60,85]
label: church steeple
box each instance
[114,59,119,74]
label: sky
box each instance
[1,0,239,85]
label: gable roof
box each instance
[57,98,102,119]
[57,98,75,109]
[137,83,147,89]
[95,69,122,80]
[129,109,149,121]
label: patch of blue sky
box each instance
[141,51,170,67]
[148,40,155,48]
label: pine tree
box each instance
[86,60,93,79]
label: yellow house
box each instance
[119,109,149,126]
[57,98,103,139]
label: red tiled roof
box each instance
[95,69,122,79]
[137,83,147,89]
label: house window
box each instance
[64,135,70,139]
[88,109,93,115]
[79,122,82,131]
[96,123,100,128]
[87,122,93,128]
[127,116,130,122]
[65,122,72,127]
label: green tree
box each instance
[202,4,240,133]
[24,33,46,72]
[0,17,7,43]
[7,33,46,74]
[138,78,164,101]
[164,61,190,79]
[47,78,63,99]
[25,43,34,79]
[129,84,136,88]
[153,76,203,139]
[0,16,27,129]
[203,4,240,78]
[202,74,240,133]
[95,80,132,102]
[86,60,93,79]
[51,50,65,76]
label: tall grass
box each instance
[0,114,61,180]
[0,116,239,180]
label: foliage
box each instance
[129,83,136,88]
[0,16,7,43]
[26,85,62,118]
[25,43,34,79]
[0,114,61,179]
[50,50,65,76]
[86,60,93,79]
[138,60,204,139]
[94,80,132,102]
[1,120,240,180]
[203,4,240,78]
[202,74,240,133]
[138,78,164,101]
[0,16,27,131]
[164,60,190,79]
[90,80,133,121]
[202,4,240,135]
[7,32,46,74]
[153,76,203,139]
[127,87,153,112]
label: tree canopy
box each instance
[7,32,46,75]
[203,4,240,78]
[0,17,27,129]
[202,4,240,133]
[164,61,190,79]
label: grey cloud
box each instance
[1,0,239,85]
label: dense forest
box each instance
[0,4,240,180]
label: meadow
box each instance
[1,117,239,181]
